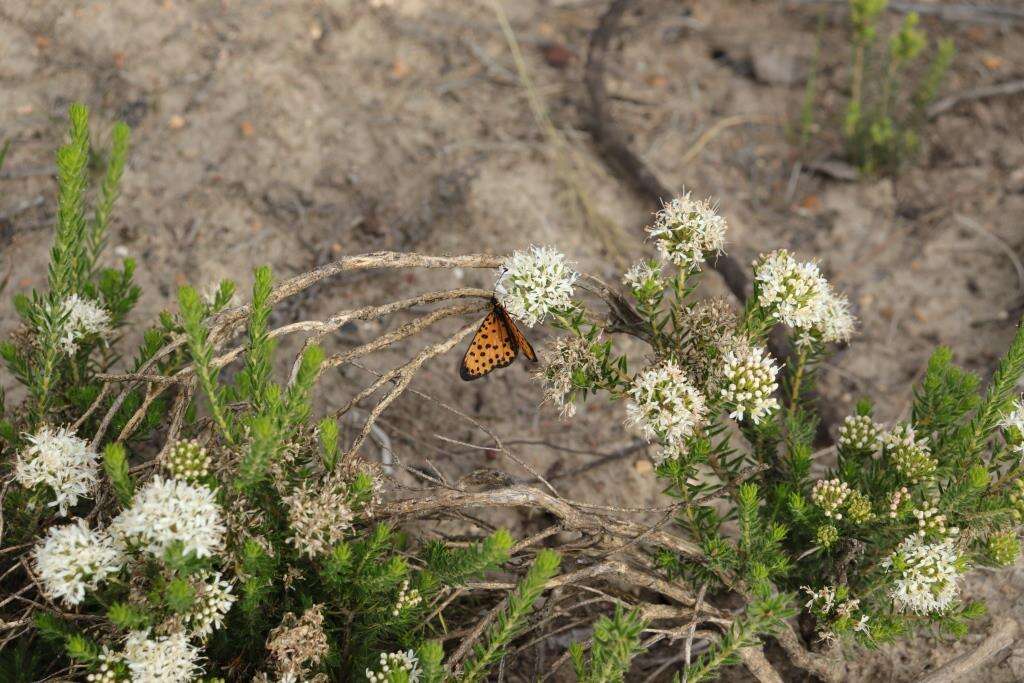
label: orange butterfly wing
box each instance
[497,306,537,362]
[459,307,520,381]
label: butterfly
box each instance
[459,299,537,381]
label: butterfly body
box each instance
[459,300,537,381]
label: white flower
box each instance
[883,535,962,614]
[626,362,707,447]
[536,334,602,419]
[15,425,100,515]
[32,519,124,606]
[802,584,837,612]
[1003,397,1024,454]
[1003,397,1024,432]
[811,479,851,519]
[622,260,664,293]
[110,476,225,560]
[121,630,199,683]
[837,415,883,452]
[267,605,329,678]
[284,477,354,558]
[817,290,856,344]
[164,439,211,482]
[753,250,830,329]
[646,194,727,271]
[495,246,578,327]
[185,571,236,639]
[58,294,111,355]
[884,423,937,482]
[366,650,421,683]
[720,345,779,424]
[752,250,856,344]
[391,579,422,617]
[912,504,957,538]
[85,648,122,683]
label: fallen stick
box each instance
[917,618,1019,683]
[928,79,1024,118]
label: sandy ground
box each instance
[2,0,1024,680]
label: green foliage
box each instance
[34,613,101,664]
[6,107,1024,681]
[422,528,514,586]
[0,104,138,428]
[179,284,234,444]
[801,0,955,175]
[318,417,340,472]
[103,442,134,506]
[570,608,647,683]
[107,601,152,630]
[683,590,795,683]
[459,549,561,683]
[89,122,130,270]
[417,641,446,683]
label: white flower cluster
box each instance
[284,478,354,558]
[58,294,111,355]
[121,630,200,683]
[1002,397,1024,453]
[185,571,236,639]
[495,245,578,327]
[811,479,851,519]
[164,439,211,482]
[837,414,883,452]
[719,345,779,424]
[85,650,121,683]
[110,476,226,559]
[884,423,937,482]
[913,504,958,538]
[626,362,707,448]
[801,585,869,644]
[391,579,422,617]
[267,605,329,679]
[366,650,421,683]
[646,194,727,271]
[622,260,664,294]
[15,425,100,515]
[32,519,124,606]
[888,486,910,519]
[884,534,962,614]
[537,334,602,419]
[752,250,854,344]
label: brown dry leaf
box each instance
[35,35,50,50]
[391,58,409,79]
[633,459,653,475]
[646,74,668,88]
[982,55,1006,71]
[799,194,820,211]
[240,120,255,137]
[964,26,989,42]
[113,52,126,69]
[540,43,573,69]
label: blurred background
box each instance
[1,1,1022,678]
